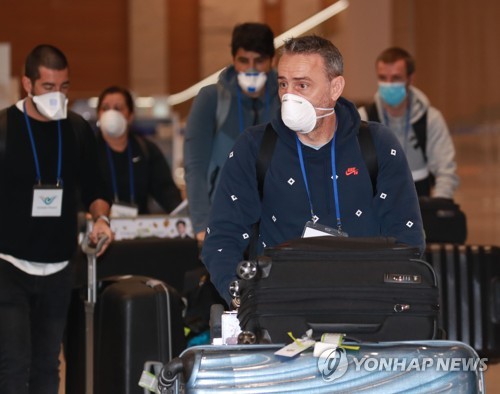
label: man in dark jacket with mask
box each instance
[201,35,425,305]
[184,22,280,242]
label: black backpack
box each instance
[256,121,378,199]
[366,103,428,162]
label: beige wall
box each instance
[200,0,261,77]
[0,0,129,100]
[1,0,499,129]
[128,0,168,95]
[330,0,391,104]
[411,0,500,129]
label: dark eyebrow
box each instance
[277,76,312,82]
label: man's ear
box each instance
[21,76,32,96]
[127,112,135,125]
[407,72,415,87]
[330,76,345,101]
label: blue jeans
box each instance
[0,259,72,394]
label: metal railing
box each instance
[166,0,350,107]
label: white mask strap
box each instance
[316,108,335,119]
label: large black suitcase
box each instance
[425,243,500,360]
[71,237,202,292]
[236,237,439,344]
[65,275,186,394]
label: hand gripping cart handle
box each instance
[81,234,108,394]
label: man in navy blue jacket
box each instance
[202,35,425,305]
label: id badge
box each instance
[111,202,139,218]
[32,185,63,217]
[301,220,348,238]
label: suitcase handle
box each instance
[308,322,381,334]
[81,234,108,394]
[81,234,109,256]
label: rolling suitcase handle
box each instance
[81,234,109,394]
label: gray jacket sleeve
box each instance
[184,86,218,234]
[426,107,459,198]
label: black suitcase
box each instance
[425,243,500,360]
[71,237,202,293]
[236,237,439,344]
[65,275,186,394]
[419,197,467,243]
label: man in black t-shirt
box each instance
[0,44,113,394]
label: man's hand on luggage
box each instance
[91,219,114,256]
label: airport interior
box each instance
[1,0,500,392]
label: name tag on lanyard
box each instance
[32,185,63,217]
[302,220,348,238]
[111,202,139,218]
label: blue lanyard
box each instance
[382,93,412,152]
[236,83,270,133]
[23,101,63,186]
[105,141,135,204]
[295,130,343,231]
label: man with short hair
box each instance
[358,47,459,198]
[0,44,113,393]
[184,22,280,242]
[202,36,425,305]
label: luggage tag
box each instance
[302,221,348,238]
[111,202,139,218]
[32,185,63,217]
[138,369,159,393]
[313,333,360,357]
[275,330,315,358]
[313,333,344,357]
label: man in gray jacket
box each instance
[184,23,280,241]
[358,47,458,198]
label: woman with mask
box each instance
[96,86,182,217]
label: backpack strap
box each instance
[357,121,378,196]
[412,111,427,162]
[0,108,7,162]
[256,123,278,199]
[365,103,380,123]
[247,123,278,259]
[215,83,231,130]
[132,134,150,161]
[367,102,428,163]
[67,111,87,161]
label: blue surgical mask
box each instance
[378,82,407,107]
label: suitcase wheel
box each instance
[228,280,240,298]
[236,260,258,280]
[238,331,257,345]
[231,296,241,309]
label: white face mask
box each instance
[98,109,128,138]
[237,69,267,94]
[281,93,335,134]
[31,91,68,120]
